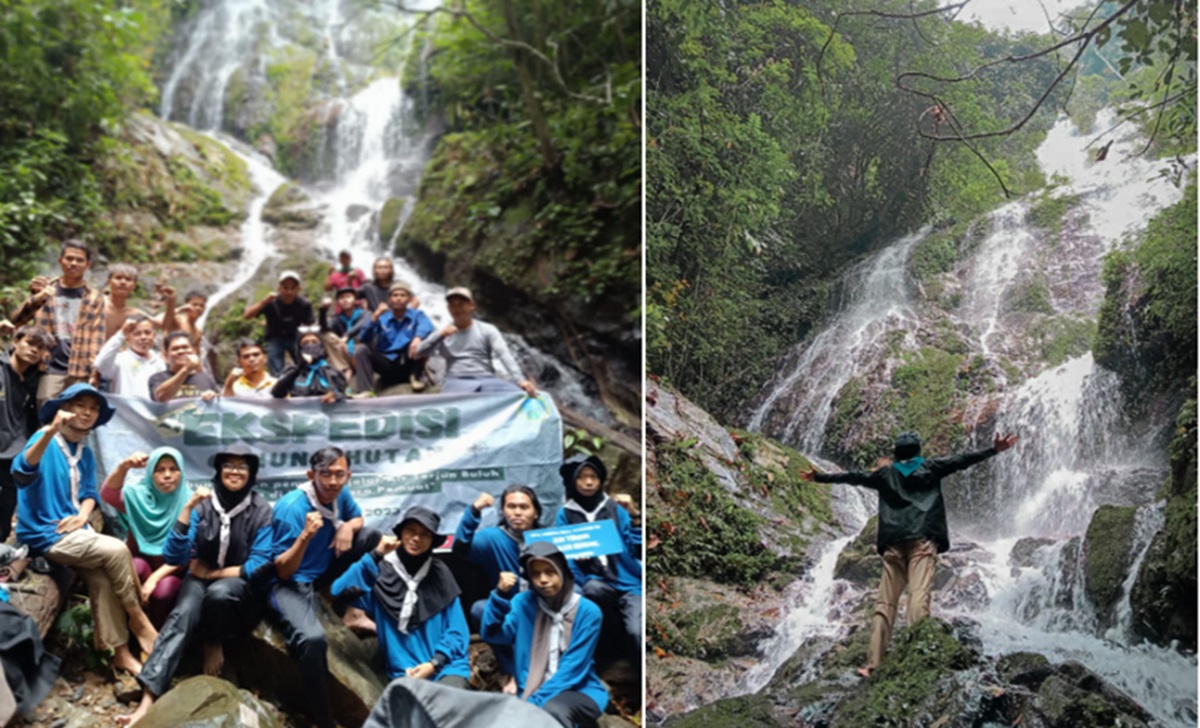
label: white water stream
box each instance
[159,0,614,423]
[742,112,1196,725]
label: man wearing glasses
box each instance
[268,446,382,728]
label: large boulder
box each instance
[261,182,323,230]
[133,676,288,728]
[1082,504,1138,627]
[834,516,880,585]
[228,601,386,728]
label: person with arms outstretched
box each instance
[800,430,1019,677]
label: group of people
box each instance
[2,242,538,411]
[0,241,642,727]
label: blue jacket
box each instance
[481,589,608,711]
[270,488,363,584]
[360,309,433,358]
[12,431,100,553]
[452,506,521,588]
[163,499,274,581]
[555,501,642,595]
[331,553,471,681]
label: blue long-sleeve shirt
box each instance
[270,488,363,584]
[452,506,521,588]
[12,430,100,553]
[331,553,471,681]
[481,590,608,711]
[359,308,433,358]
[163,508,274,580]
[555,503,643,595]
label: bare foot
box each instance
[856,666,874,679]
[203,643,224,676]
[342,607,376,635]
[116,692,154,726]
[112,644,143,676]
[502,674,517,695]
[128,612,158,654]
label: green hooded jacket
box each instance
[814,447,997,554]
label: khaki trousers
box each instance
[319,332,354,374]
[47,529,143,650]
[869,537,937,669]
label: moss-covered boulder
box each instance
[1037,661,1152,728]
[664,694,780,728]
[1082,504,1139,627]
[261,181,322,229]
[135,676,288,728]
[379,197,406,244]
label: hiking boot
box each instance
[410,374,426,392]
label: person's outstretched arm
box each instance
[928,432,1018,478]
[800,467,881,490]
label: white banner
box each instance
[92,392,564,534]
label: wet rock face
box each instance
[133,676,288,728]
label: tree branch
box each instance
[816,1,972,80]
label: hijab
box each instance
[520,542,580,701]
[209,448,259,568]
[560,455,608,512]
[373,509,459,634]
[122,447,190,557]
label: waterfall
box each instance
[741,111,1195,726]
[157,0,614,424]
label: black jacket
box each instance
[0,353,41,460]
[270,362,347,401]
[815,447,997,554]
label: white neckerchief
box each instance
[211,494,254,568]
[52,434,83,510]
[300,481,340,527]
[538,592,581,677]
[383,552,431,634]
[564,496,612,569]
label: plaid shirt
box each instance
[13,281,106,379]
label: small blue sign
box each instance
[524,520,624,559]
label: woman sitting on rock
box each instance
[101,447,190,628]
[119,445,275,726]
[331,506,471,687]
[270,327,347,403]
[482,542,608,727]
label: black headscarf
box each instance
[373,508,460,631]
[559,455,608,512]
[211,446,259,512]
[893,431,922,462]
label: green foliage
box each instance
[563,428,604,458]
[653,602,746,662]
[0,0,172,286]
[647,0,1061,420]
[1010,274,1056,315]
[1029,314,1096,366]
[890,347,968,457]
[1095,179,1196,389]
[1026,192,1085,242]
[649,439,776,586]
[52,599,112,671]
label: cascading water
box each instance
[742,111,1196,726]
[158,0,613,423]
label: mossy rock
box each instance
[656,603,746,662]
[834,516,880,584]
[1082,504,1138,625]
[379,197,406,244]
[665,694,780,728]
[996,651,1054,688]
[135,676,288,728]
[1036,672,1150,728]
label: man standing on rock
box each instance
[800,430,1018,677]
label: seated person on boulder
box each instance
[221,338,277,398]
[555,455,642,654]
[12,384,158,675]
[101,447,191,628]
[93,315,165,397]
[150,332,219,402]
[270,327,347,403]
[800,430,1019,677]
[318,286,367,380]
[416,287,537,396]
[119,445,275,726]
[331,506,471,688]
[482,542,608,727]
[243,271,316,377]
[269,446,381,728]
[354,281,432,394]
[0,325,50,543]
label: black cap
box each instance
[394,506,447,548]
